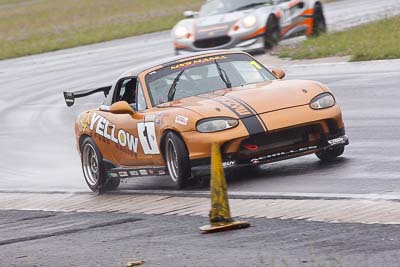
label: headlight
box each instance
[242,15,257,28]
[196,117,239,133]
[310,93,336,109]
[175,26,189,39]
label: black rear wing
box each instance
[63,86,112,107]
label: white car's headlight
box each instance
[175,26,189,39]
[242,15,257,28]
[196,117,239,133]
[310,93,336,109]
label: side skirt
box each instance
[106,165,169,179]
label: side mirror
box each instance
[272,68,286,79]
[109,101,135,116]
[183,10,198,18]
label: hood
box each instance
[161,80,325,119]
[194,11,247,39]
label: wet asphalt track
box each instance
[2,209,400,267]
[0,0,400,194]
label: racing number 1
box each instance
[138,122,160,155]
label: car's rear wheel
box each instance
[312,4,327,36]
[164,132,191,189]
[81,138,120,192]
[264,15,280,50]
[316,147,344,162]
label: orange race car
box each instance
[64,51,348,192]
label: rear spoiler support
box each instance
[63,86,112,107]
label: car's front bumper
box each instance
[190,133,349,175]
[182,102,348,175]
[182,104,345,159]
[174,34,265,55]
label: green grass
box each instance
[0,0,203,60]
[277,16,400,61]
[0,0,27,4]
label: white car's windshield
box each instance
[145,54,275,106]
[199,0,272,17]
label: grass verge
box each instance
[276,16,400,61]
[0,0,203,60]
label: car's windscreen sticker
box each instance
[147,54,262,84]
[170,55,227,71]
[249,60,262,70]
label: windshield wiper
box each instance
[168,70,185,101]
[214,60,232,89]
[229,2,268,12]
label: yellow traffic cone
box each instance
[200,143,250,233]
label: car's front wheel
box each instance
[316,147,344,162]
[81,137,120,192]
[312,4,327,36]
[164,132,191,189]
[264,15,280,50]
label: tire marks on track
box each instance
[1,192,400,226]
[0,210,141,246]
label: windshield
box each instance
[199,0,272,17]
[145,54,275,106]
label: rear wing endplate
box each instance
[63,86,112,107]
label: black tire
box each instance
[316,147,344,162]
[164,132,191,189]
[264,15,280,50]
[312,4,327,36]
[101,178,121,193]
[195,175,210,187]
[81,138,120,192]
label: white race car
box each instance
[172,0,326,54]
